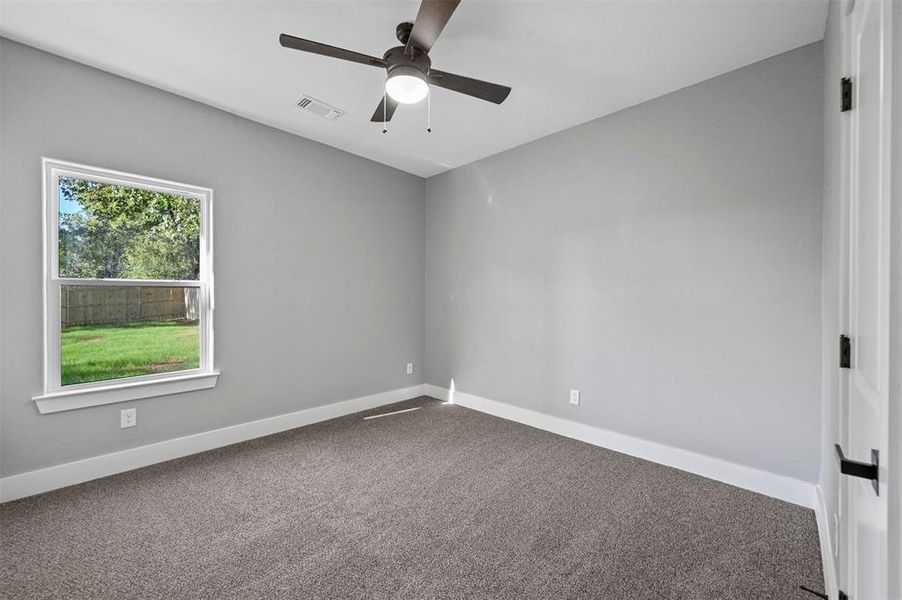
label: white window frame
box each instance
[33,158,218,414]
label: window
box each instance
[35,159,217,413]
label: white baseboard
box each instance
[814,484,839,598]
[0,384,426,503]
[425,384,817,509]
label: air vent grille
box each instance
[296,95,344,121]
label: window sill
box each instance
[33,371,220,414]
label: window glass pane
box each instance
[60,285,200,386]
[58,177,200,280]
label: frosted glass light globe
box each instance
[385,70,429,104]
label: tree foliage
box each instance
[59,178,200,280]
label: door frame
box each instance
[888,3,902,596]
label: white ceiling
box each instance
[0,1,827,178]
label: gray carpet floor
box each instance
[1,396,823,599]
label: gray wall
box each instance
[0,38,828,488]
[0,39,425,476]
[425,43,824,481]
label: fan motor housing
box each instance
[382,46,431,78]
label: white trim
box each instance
[2,384,426,503]
[362,406,422,420]
[33,371,220,414]
[54,278,201,287]
[815,484,840,599]
[38,158,216,406]
[424,384,817,508]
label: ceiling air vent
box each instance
[296,95,344,121]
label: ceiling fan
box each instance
[279,0,511,126]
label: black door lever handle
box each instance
[835,444,879,494]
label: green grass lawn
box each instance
[61,319,199,385]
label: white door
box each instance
[840,0,892,598]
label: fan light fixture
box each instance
[279,0,512,126]
[385,67,429,104]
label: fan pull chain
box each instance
[426,90,432,133]
[382,91,388,134]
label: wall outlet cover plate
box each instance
[120,408,137,428]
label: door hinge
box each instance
[841,77,853,112]
[839,334,851,368]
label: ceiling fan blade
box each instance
[370,96,400,122]
[406,0,461,54]
[279,34,386,68]
[427,69,511,104]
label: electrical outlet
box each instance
[406,362,414,375]
[120,408,137,428]
[569,389,580,406]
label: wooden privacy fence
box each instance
[61,285,199,327]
